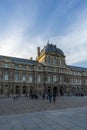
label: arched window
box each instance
[53,57,57,65]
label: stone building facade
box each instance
[0,43,87,97]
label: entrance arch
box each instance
[22,86,27,95]
[15,85,20,95]
[53,86,57,96]
[47,87,51,94]
[30,86,33,95]
[72,87,75,96]
[59,87,64,96]
[0,86,3,95]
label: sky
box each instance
[0,0,87,67]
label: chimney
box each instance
[37,47,40,57]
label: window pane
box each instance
[29,75,32,82]
[23,74,26,81]
[38,75,41,82]
[5,63,8,68]
[5,72,9,80]
[15,73,19,81]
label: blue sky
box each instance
[0,0,87,67]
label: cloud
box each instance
[49,16,87,65]
[0,1,40,59]
[0,0,87,68]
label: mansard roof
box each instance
[68,65,87,72]
[0,55,38,65]
[40,43,65,56]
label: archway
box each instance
[72,87,75,96]
[53,86,57,96]
[15,85,20,95]
[30,86,33,95]
[59,87,64,96]
[22,86,27,95]
[77,87,80,96]
[47,87,51,95]
[0,86,3,95]
[80,87,84,96]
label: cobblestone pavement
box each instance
[0,96,87,115]
[0,107,87,130]
[0,96,87,130]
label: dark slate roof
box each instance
[40,43,64,56]
[0,55,38,65]
[68,65,87,72]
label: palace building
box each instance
[0,42,87,97]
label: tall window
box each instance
[53,75,57,82]
[37,75,41,82]
[29,75,33,82]
[23,74,26,81]
[48,76,51,83]
[5,72,9,80]
[15,73,19,81]
[47,56,51,64]
[59,58,62,65]
[60,76,63,83]
[53,58,57,65]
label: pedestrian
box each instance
[43,93,45,100]
[49,93,52,103]
[13,96,15,101]
[53,94,56,103]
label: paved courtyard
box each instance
[0,96,87,115]
[0,96,87,130]
[0,107,87,130]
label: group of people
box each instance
[43,93,56,103]
[13,95,19,100]
[13,93,56,103]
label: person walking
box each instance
[42,93,45,100]
[49,93,52,103]
[53,94,56,103]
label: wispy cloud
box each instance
[0,0,87,67]
[0,0,40,59]
[50,13,87,65]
